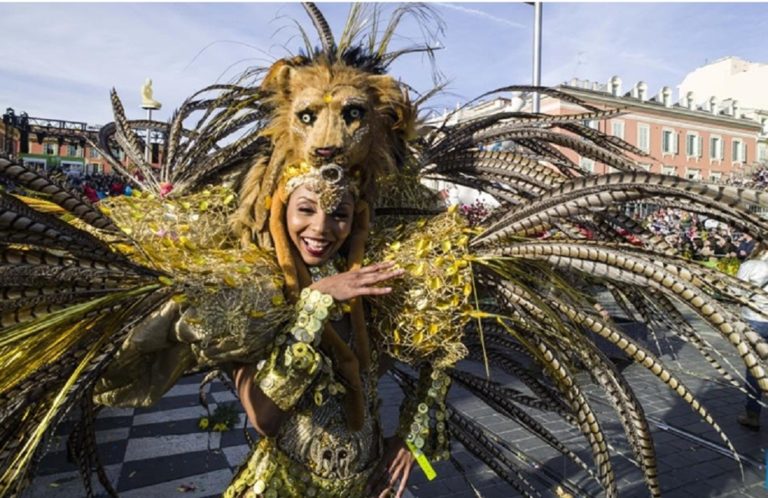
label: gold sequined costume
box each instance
[4,4,768,498]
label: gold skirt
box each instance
[223,438,375,498]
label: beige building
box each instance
[678,57,768,162]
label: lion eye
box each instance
[297,110,316,125]
[342,105,365,124]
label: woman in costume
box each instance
[225,177,416,497]
[6,4,768,498]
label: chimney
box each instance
[685,91,695,110]
[636,81,648,102]
[709,96,718,115]
[661,86,672,107]
[609,75,622,96]
[731,99,739,118]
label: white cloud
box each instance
[436,3,526,30]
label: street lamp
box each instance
[523,2,543,112]
[530,2,542,113]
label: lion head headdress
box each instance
[231,3,440,429]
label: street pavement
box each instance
[24,306,768,497]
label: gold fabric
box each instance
[224,348,382,498]
[94,276,289,407]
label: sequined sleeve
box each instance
[94,276,292,408]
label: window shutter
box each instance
[674,132,679,154]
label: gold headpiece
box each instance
[283,162,359,213]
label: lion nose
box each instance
[315,147,338,159]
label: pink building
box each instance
[537,80,762,182]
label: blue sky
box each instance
[1,2,767,126]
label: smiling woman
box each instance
[286,186,354,265]
[5,3,768,498]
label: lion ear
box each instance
[261,57,303,98]
[368,75,415,137]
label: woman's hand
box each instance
[364,436,415,498]
[309,261,404,302]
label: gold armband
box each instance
[254,288,336,411]
[255,341,322,411]
[397,367,451,463]
[291,288,335,345]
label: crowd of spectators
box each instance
[0,165,135,203]
[638,207,756,262]
[721,165,768,190]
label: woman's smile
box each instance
[286,185,354,266]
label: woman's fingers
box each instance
[358,261,397,274]
[393,463,412,498]
[357,268,405,285]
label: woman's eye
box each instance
[342,106,365,124]
[298,111,315,125]
[333,212,350,220]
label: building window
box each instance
[583,119,598,130]
[44,143,57,155]
[89,148,100,159]
[686,168,701,180]
[709,171,722,182]
[611,120,624,140]
[579,156,595,173]
[759,143,767,162]
[86,163,103,174]
[67,144,80,157]
[710,136,723,160]
[637,124,650,153]
[686,132,701,157]
[22,158,47,170]
[662,165,676,176]
[732,139,745,162]
[661,129,677,155]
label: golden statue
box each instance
[141,78,162,110]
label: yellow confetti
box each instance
[271,294,285,306]
[172,294,188,304]
[410,262,426,277]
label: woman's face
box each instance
[286,185,354,266]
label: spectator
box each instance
[736,243,768,430]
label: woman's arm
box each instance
[232,363,288,437]
[234,261,404,438]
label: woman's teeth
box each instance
[303,238,330,253]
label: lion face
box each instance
[288,79,374,169]
[280,65,378,170]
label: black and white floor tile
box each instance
[25,374,417,498]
